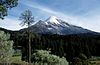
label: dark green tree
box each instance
[66,42,75,62]
[84,43,91,58]
[19,10,35,63]
[0,0,18,19]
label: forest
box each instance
[2,28,99,64]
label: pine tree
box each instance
[66,42,75,62]
[0,31,13,62]
[19,10,35,63]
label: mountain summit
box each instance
[45,16,61,25]
[22,16,97,35]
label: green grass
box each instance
[10,56,27,63]
[90,61,100,65]
[10,56,21,63]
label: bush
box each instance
[32,50,69,65]
[72,53,90,65]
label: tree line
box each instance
[10,31,100,62]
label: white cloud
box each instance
[0,17,26,30]
[21,1,72,20]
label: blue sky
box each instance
[0,0,100,32]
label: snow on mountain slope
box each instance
[23,16,96,35]
[45,16,60,24]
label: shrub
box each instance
[32,50,68,65]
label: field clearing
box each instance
[10,56,28,63]
[90,61,100,65]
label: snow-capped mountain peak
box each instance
[26,16,95,35]
[45,16,60,24]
